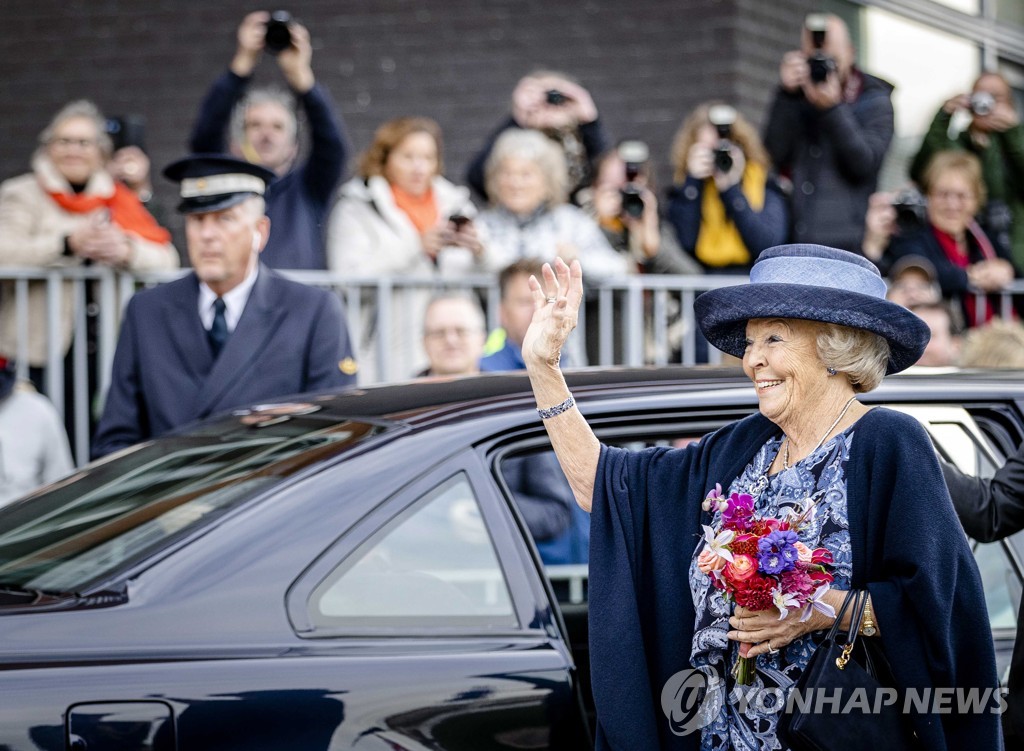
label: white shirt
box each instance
[0,386,74,508]
[197,265,259,333]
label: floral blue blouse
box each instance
[688,427,856,750]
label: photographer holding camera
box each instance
[466,70,610,206]
[910,72,1024,270]
[188,10,347,270]
[861,151,1018,328]
[585,141,697,274]
[763,13,894,253]
[666,102,789,274]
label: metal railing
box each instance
[4,266,1023,465]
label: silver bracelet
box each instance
[537,394,575,420]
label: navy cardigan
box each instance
[589,407,1000,750]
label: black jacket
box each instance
[942,445,1024,744]
[763,70,894,253]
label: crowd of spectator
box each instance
[0,9,1023,497]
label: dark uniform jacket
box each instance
[92,266,355,458]
[943,443,1024,745]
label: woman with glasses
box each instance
[863,150,1018,328]
[0,100,178,434]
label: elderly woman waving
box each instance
[523,246,1000,750]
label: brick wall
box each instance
[0,0,814,242]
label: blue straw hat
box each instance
[694,244,930,374]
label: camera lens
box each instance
[714,143,734,174]
[620,185,645,219]
[970,92,995,117]
[807,53,836,83]
[546,89,567,106]
[265,10,293,55]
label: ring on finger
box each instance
[546,297,557,304]
[766,641,780,655]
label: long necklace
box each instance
[782,395,858,471]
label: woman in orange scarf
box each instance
[327,117,486,383]
[0,100,179,371]
[667,102,790,275]
[0,100,178,442]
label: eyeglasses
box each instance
[49,137,99,150]
[424,327,482,340]
[929,190,975,204]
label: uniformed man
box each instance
[92,154,356,458]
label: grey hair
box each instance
[816,323,890,393]
[229,86,298,146]
[484,128,569,208]
[423,292,486,334]
[38,100,113,158]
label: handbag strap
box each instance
[825,589,867,645]
[831,589,869,671]
[825,589,858,640]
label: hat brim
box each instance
[694,283,930,374]
[176,191,260,215]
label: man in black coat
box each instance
[763,13,894,253]
[189,11,346,269]
[943,444,1024,744]
[92,155,356,459]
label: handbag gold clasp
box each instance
[836,643,854,670]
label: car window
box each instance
[309,473,517,629]
[974,540,1021,631]
[0,423,379,594]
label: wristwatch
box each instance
[859,597,877,637]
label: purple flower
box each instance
[721,492,755,531]
[757,529,799,575]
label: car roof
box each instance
[216,365,1024,434]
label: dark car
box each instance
[1,367,1022,750]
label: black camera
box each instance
[969,91,995,117]
[265,11,293,55]
[708,105,737,174]
[805,14,837,84]
[617,140,649,219]
[106,115,146,152]
[545,89,568,106]
[891,189,929,235]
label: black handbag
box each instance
[776,589,917,751]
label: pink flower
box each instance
[794,542,812,563]
[722,554,759,588]
[698,549,727,574]
[721,492,755,531]
[810,548,834,566]
[780,568,816,601]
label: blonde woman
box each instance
[327,117,484,382]
[667,102,789,274]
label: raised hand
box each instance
[522,258,584,369]
[276,22,315,94]
[231,11,269,77]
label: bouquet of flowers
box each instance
[698,484,836,684]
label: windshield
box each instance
[0,413,386,595]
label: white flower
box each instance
[772,587,800,619]
[701,525,735,563]
[800,583,837,623]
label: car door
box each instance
[893,404,1024,684]
[284,450,590,751]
